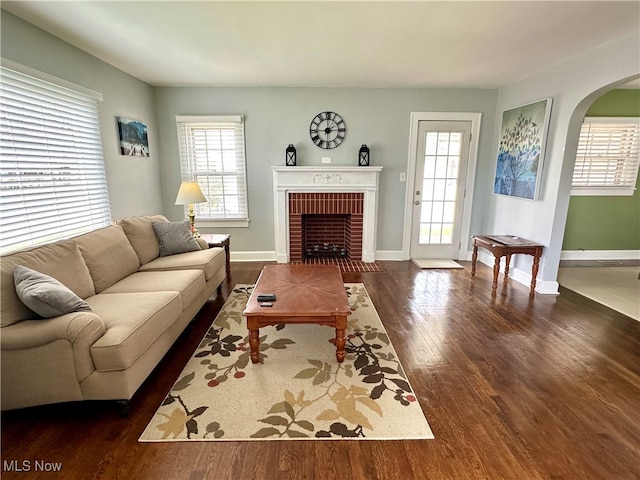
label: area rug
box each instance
[411,258,463,269]
[139,284,433,441]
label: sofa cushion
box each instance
[139,247,225,281]
[74,225,140,293]
[116,215,168,265]
[152,221,201,257]
[86,292,181,372]
[101,270,205,310]
[1,241,95,327]
[14,266,92,318]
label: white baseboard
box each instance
[375,250,404,261]
[230,251,277,262]
[510,267,559,295]
[561,250,640,261]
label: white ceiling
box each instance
[2,1,639,88]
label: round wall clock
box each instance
[309,111,346,149]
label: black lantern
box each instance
[286,144,296,166]
[358,144,370,166]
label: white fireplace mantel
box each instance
[272,166,383,263]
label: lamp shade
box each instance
[175,181,207,205]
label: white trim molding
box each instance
[230,251,277,262]
[561,250,640,261]
[272,166,383,263]
[375,250,404,261]
[403,112,482,260]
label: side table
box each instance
[200,233,231,278]
[471,235,544,296]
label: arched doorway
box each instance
[556,78,640,318]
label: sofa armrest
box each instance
[1,312,106,383]
[1,312,105,350]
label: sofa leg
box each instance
[116,400,130,417]
[217,283,222,295]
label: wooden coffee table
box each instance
[243,265,351,364]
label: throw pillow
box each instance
[152,221,201,257]
[13,265,92,319]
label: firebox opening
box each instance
[302,214,350,259]
[288,192,364,262]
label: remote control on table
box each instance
[257,294,276,302]
[260,302,273,307]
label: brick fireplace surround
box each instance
[288,193,364,261]
[272,166,383,263]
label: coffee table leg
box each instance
[247,316,260,364]
[334,315,348,363]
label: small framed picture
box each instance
[116,116,149,157]
[493,98,552,200]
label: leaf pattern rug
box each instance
[139,284,434,441]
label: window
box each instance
[571,117,640,196]
[0,64,111,254]
[176,115,249,226]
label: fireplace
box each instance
[288,193,363,261]
[272,166,382,263]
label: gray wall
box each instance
[1,11,164,218]
[155,87,498,253]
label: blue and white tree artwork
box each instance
[494,99,552,200]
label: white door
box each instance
[410,121,471,260]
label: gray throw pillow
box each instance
[152,221,201,257]
[13,266,92,319]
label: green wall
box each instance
[562,89,640,251]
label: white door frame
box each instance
[402,112,482,260]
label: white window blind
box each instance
[571,117,640,196]
[0,66,111,254]
[176,115,249,225]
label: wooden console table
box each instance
[471,235,544,295]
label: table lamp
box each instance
[175,181,207,237]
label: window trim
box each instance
[571,116,640,197]
[175,115,250,227]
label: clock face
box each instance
[309,111,346,149]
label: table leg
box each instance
[492,255,501,294]
[247,316,260,364]
[504,254,512,283]
[334,315,348,363]
[224,242,231,277]
[471,242,478,276]
[531,253,541,295]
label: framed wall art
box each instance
[116,116,149,157]
[493,98,552,200]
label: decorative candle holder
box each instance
[358,144,370,166]
[286,144,296,166]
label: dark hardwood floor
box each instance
[2,261,639,480]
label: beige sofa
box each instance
[0,215,226,411]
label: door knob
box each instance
[415,190,420,196]
[414,200,420,205]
